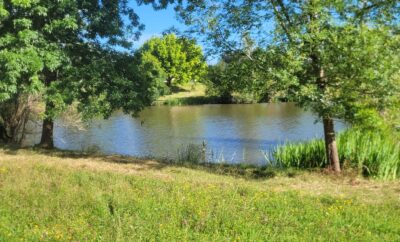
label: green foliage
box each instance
[177,0,400,123]
[0,0,158,121]
[206,47,299,103]
[274,139,326,169]
[296,25,400,122]
[274,129,400,180]
[66,47,165,119]
[205,62,235,102]
[0,32,44,101]
[136,34,207,87]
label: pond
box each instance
[25,103,346,165]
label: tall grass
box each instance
[176,143,207,164]
[274,129,400,180]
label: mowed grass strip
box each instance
[0,148,399,241]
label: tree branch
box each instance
[270,0,294,44]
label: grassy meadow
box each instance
[1,148,400,241]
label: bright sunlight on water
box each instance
[25,103,346,165]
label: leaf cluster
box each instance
[136,34,207,86]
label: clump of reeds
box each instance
[176,142,207,164]
[273,129,400,180]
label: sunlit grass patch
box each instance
[0,148,399,241]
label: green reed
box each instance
[176,142,207,164]
[274,129,400,180]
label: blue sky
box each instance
[129,3,219,63]
[130,3,186,48]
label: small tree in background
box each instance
[136,34,207,88]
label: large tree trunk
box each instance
[317,67,341,173]
[39,71,56,149]
[39,112,54,149]
[323,117,341,172]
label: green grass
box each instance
[1,148,400,241]
[154,83,236,106]
[274,129,400,180]
[153,83,275,105]
[155,83,213,106]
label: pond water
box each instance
[25,103,346,165]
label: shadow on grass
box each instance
[156,96,231,106]
[0,145,288,180]
[1,143,20,155]
[169,85,188,93]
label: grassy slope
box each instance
[0,148,399,241]
[154,83,211,106]
[158,83,206,100]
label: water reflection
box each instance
[25,103,346,165]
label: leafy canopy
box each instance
[206,46,297,103]
[0,0,162,120]
[136,34,207,86]
[175,0,400,124]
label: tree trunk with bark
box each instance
[39,103,54,149]
[317,68,341,173]
[39,71,56,149]
[273,0,342,173]
[322,117,341,172]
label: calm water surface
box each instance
[26,103,345,165]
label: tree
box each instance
[206,61,235,103]
[175,0,400,172]
[136,34,207,87]
[0,0,47,144]
[0,0,162,148]
[0,94,39,144]
[71,45,166,120]
[206,47,297,103]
